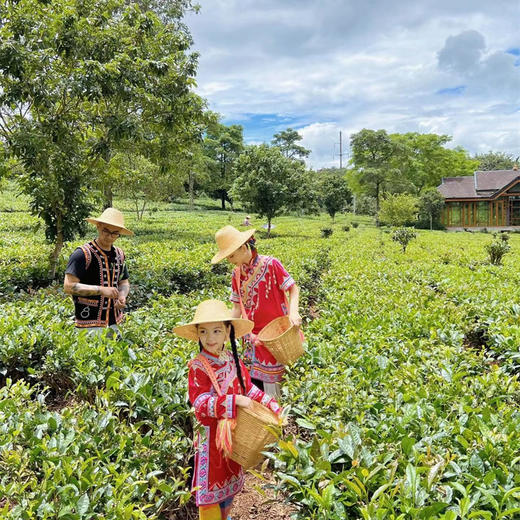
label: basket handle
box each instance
[196,354,223,397]
[195,353,236,458]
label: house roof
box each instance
[438,169,520,200]
[475,170,520,191]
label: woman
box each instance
[211,225,302,397]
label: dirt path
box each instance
[231,472,296,519]
[170,470,297,519]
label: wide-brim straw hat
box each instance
[211,225,256,264]
[173,299,254,342]
[86,207,134,236]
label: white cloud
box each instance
[186,1,520,168]
[438,30,486,73]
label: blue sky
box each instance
[186,1,520,168]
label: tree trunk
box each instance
[375,182,380,226]
[267,217,272,237]
[139,200,147,220]
[221,192,226,210]
[48,211,64,280]
[104,185,113,209]
[430,213,433,231]
[189,171,195,209]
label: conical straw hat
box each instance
[173,299,254,342]
[211,225,256,264]
[86,208,134,236]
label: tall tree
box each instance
[109,152,182,220]
[390,133,478,190]
[0,0,203,277]
[474,151,517,171]
[271,128,310,161]
[231,144,317,236]
[317,168,352,222]
[390,133,451,191]
[203,121,244,210]
[418,188,445,230]
[131,0,199,22]
[349,129,396,223]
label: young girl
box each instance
[173,299,281,520]
[211,225,302,398]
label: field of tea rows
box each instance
[1,187,519,519]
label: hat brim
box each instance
[173,317,254,342]
[211,228,256,264]
[86,217,134,236]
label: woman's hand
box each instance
[289,311,302,327]
[235,395,252,408]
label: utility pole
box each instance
[334,130,346,169]
[339,130,343,169]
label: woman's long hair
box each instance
[229,324,246,393]
[246,236,257,252]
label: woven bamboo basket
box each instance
[257,316,304,366]
[231,400,279,469]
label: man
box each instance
[63,207,133,337]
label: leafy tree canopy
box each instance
[231,144,317,235]
[0,0,203,276]
[418,187,445,230]
[271,128,310,161]
[316,168,352,221]
[203,119,244,209]
[474,151,517,171]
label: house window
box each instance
[477,202,489,226]
[450,202,461,226]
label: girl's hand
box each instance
[289,312,302,327]
[236,395,252,408]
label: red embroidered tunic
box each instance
[188,349,280,506]
[230,254,295,383]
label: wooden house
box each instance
[438,166,520,228]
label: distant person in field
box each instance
[241,215,251,226]
[211,225,302,398]
[63,208,133,337]
[173,299,281,520]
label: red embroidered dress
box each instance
[230,254,295,383]
[188,349,280,506]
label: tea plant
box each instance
[392,227,417,252]
[485,232,511,265]
[2,189,520,517]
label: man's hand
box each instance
[99,286,119,299]
[114,294,126,310]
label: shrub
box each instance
[342,225,350,232]
[391,227,416,252]
[321,228,333,238]
[351,221,359,228]
[379,193,418,227]
[486,232,511,265]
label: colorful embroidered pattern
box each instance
[74,241,126,328]
[230,255,295,383]
[188,349,280,506]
